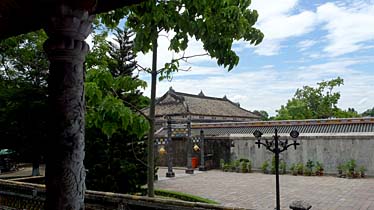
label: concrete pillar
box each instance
[43,2,94,209]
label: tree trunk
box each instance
[147,30,158,197]
[43,2,94,209]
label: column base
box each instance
[166,171,175,177]
[185,168,194,174]
[198,166,207,171]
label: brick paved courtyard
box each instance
[155,169,374,210]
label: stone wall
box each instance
[0,179,248,210]
[231,133,374,176]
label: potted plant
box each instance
[346,159,357,178]
[280,160,287,175]
[337,163,344,177]
[315,161,324,176]
[234,160,241,172]
[290,163,297,176]
[261,160,269,174]
[271,156,276,174]
[240,162,249,173]
[223,163,230,172]
[247,160,252,173]
[305,160,314,176]
[220,159,225,170]
[359,166,366,178]
[296,162,304,175]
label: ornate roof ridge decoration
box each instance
[198,90,205,97]
[192,117,374,129]
[174,91,229,101]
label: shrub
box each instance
[223,163,230,172]
[359,166,366,178]
[234,160,241,172]
[290,163,297,175]
[280,160,287,174]
[315,161,324,176]
[261,160,269,174]
[305,160,314,176]
[246,160,252,173]
[241,162,249,173]
[220,159,225,169]
[271,156,276,174]
[296,163,304,175]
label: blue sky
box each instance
[135,0,374,116]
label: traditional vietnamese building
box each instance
[147,87,261,129]
[147,87,261,168]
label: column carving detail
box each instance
[43,3,95,210]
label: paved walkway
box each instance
[155,169,374,210]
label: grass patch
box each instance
[155,189,218,204]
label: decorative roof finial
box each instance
[223,95,228,100]
[169,86,175,92]
[198,90,205,97]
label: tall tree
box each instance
[85,28,150,193]
[119,0,264,196]
[100,0,264,196]
[253,110,269,121]
[0,30,48,176]
[362,108,374,117]
[275,77,359,120]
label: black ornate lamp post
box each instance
[253,128,300,210]
[166,116,175,177]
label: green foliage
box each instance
[275,77,357,120]
[359,166,366,178]
[361,107,374,117]
[223,163,230,172]
[240,162,249,173]
[0,30,48,86]
[119,0,263,80]
[296,162,304,175]
[220,159,225,169]
[304,160,314,176]
[271,156,276,174]
[337,159,365,178]
[85,67,148,138]
[261,160,269,174]
[252,110,269,121]
[290,163,298,175]
[345,159,356,174]
[315,161,324,176]
[84,28,151,194]
[155,189,218,204]
[280,160,287,174]
[0,30,49,167]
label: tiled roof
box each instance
[155,118,374,137]
[192,118,374,136]
[145,87,260,119]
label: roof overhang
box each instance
[0,0,144,40]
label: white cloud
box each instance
[298,39,318,51]
[136,31,213,70]
[316,1,374,56]
[249,0,318,56]
[141,57,374,116]
[250,0,298,22]
[254,40,282,56]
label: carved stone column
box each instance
[43,3,94,209]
